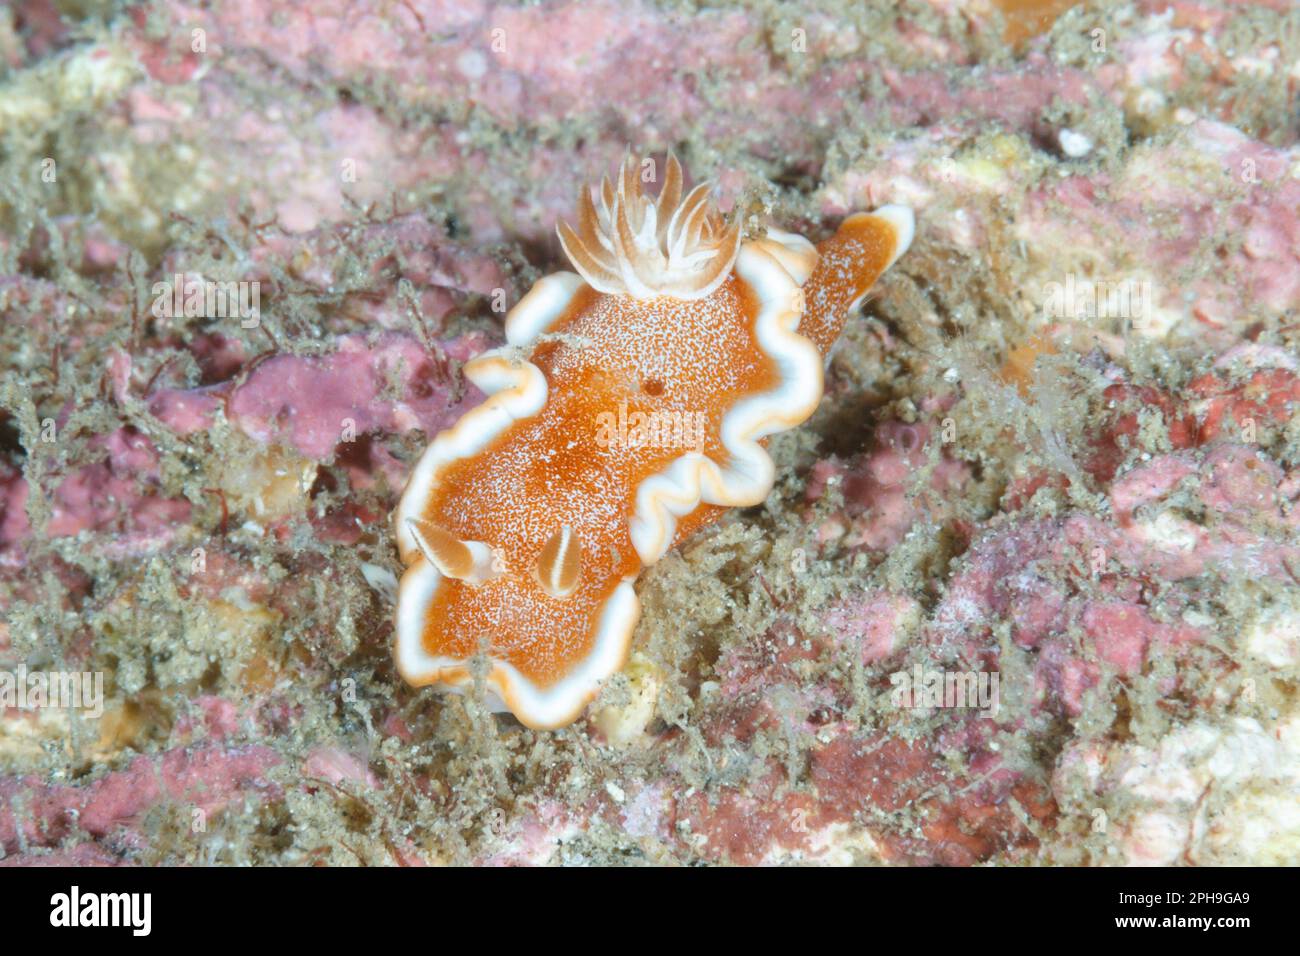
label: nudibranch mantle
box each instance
[394,155,913,729]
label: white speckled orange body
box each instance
[395,156,913,728]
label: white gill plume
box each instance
[556,153,741,301]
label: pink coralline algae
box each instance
[2,0,1299,868]
[223,333,486,461]
[1021,121,1300,338]
[0,744,282,862]
[805,419,971,551]
[0,427,190,554]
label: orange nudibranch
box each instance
[394,155,913,728]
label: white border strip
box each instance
[627,241,824,564]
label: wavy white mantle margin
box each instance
[393,271,587,565]
[394,268,646,728]
[627,236,823,564]
[624,209,918,566]
[395,558,640,729]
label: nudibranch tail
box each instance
[798,205,915,356]
[393,154,913,729]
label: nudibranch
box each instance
[394,155,913,729]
